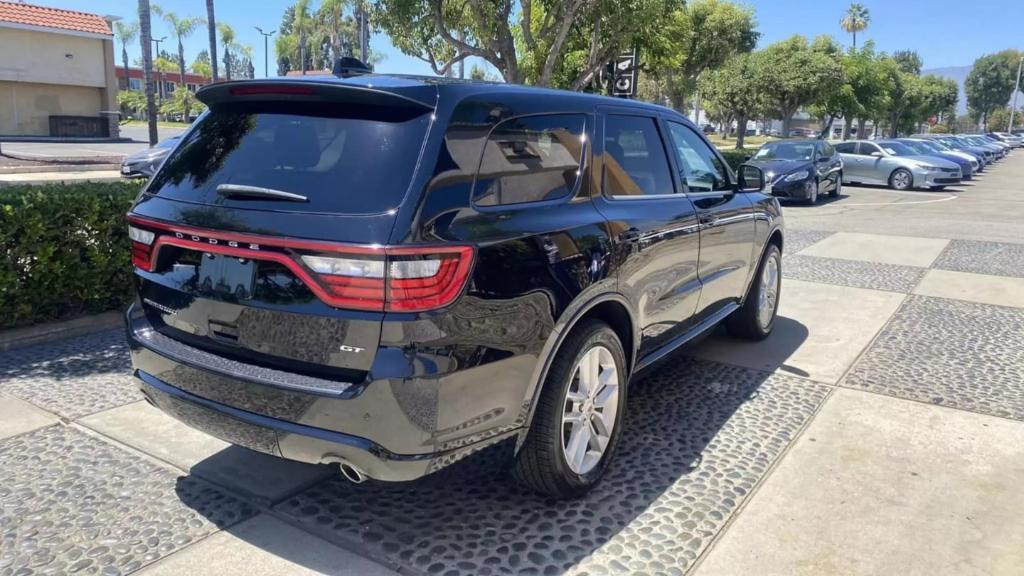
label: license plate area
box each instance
[197,254,255,300]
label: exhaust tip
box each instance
[321,454,367,484]
[338,462,366,484]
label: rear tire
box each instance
[727,244,781,341]
[513,320,628,499]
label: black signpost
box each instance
[610,48,638,98]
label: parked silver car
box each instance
[120,136,179,178]
[834,139,962,190]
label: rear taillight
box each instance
[299,247,474,312]
[128,225,155,270]
[126,216,474,313]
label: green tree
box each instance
[840,2,870,48]
[757,35,845,136]
[191,50,212,78]
[647,0,758,116]
[154,7,204,118]
[892,49,923,75]
[219,23,237,80]
[700,52,765,148]
[159,86,207,118]
[118,89,147,117]
[966,51,1022,129]
[114,21,139,92]
[373,0,673,88]
[987,107,1023,133]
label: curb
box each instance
[0,137,132,144]
[0,311,123,352]
[0,164,121,175]
[2,151,125,163]
[0,172,124,187]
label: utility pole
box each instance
[255,27,276,78]
[1009,55,1023,133]
[152,36,166,100]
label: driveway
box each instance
[1,152,1023,575]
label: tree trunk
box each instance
[692,85,702,125]
[820,115,836,139]
[842,117,852,140]
[178,40,189,119]
[299,28,306,74]
[736,113,748,149]
[139,0,158,145]
[857,118,866,140]
[206,0,218,81]
[781,112,794,138]
[122,46,130,93]
[224,48,232,81]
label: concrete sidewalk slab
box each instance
[137,514,399,576]
[691,279,905,384]
[799,232,949,267]
[914,268,1024,309]
[0,394,58,440]
[80,401,331,503]
[694,389,1024,576]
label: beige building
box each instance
[0,1,119,137]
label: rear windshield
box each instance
[145,101,431,214]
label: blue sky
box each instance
[58,0,1024,78]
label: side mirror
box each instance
[737,164,765,193]
[870,151,883,157]
[744,155,751,161]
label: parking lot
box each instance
[2,152,1023,576]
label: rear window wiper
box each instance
[216,184,308,203]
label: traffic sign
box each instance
[611,48,638,98]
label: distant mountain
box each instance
[923,66,972,115]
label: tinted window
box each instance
[473,114,586,206]
[147,101,431,214]
[603,115,675,197]
[834,142,857,154]
[859,142,883,156]
[666,122,730,192]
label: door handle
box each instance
[699,214,719,226]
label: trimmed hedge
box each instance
[718,148,759,171]
[1,181,145,329]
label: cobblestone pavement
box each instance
[1,154,1023,575]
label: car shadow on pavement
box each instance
[176,344,822,575]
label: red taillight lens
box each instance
[126,216,474,313]
[300,247,474,312]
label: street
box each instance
[1,153,1023,575]
[1,124,188,160]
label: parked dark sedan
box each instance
[120,137,179,178]
[898,139,975,179]
[747,139,842,204]
[124,72,784,498]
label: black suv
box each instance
[125,73,784,498]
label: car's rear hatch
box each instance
[128,79,439,381]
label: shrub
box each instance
[0,181,144,329]
[718,148,760,171]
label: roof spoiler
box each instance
[196,80,434,113]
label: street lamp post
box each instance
[1009,55,1023,133]
[255,27,276,78]
[152,36,166,100]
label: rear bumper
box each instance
[125,304,525,482]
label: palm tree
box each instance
[295,0,311,74]
[320,0,346,62]
[205,0,218,81]
[219,23,235,81]
[113,21,139,92]
[138,0,158,145]
[841,3,871,48]
[157,10,205,87]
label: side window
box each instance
[834,142,857,154]
[860,142,882,156]
[473,114,586,207]
[602,115,675,197]
[665,121,730,192]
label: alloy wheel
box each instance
[561,345,620,475]
[758,251,780,330]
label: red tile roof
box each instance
[0,1,112,36]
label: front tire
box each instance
[889,168,913,191]
[727,243,782,340]
[513,320,628,499]
[803,179,818,205]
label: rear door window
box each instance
[603,115,676,197]
[146,101,431,214]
